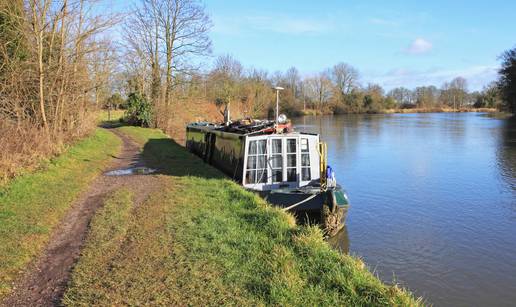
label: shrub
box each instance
[124,92,152,127]
[384,96,397,109]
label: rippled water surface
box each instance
[294,113,516,307]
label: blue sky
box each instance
[107,0,516,91]
[204,0,515,91]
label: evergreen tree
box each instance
[498,47,516,113]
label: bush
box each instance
[400,103,417,109]
[331,102,357,114]
[383,97,397,109]
[124,92,152,127]
[363,95,383,113]
[280,102,304,117]
[266,102,304,119]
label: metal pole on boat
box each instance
[273,86,284,124]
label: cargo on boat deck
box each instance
[186,118,349,235]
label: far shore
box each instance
[297,107,508,116]
[383,107,499,114]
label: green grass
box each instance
[64,126,422,306]
[0,129,121,298]
[62,189,135,305]
[98,109,125,123]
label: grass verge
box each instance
[98,109,125,123]
[62,189,135,304]
[64,126,421,306]
[0,129,121,298]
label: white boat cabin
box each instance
[243,133,321,191]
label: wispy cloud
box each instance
[367,65,498,91]
[368,17,398,26]
[405,38,433,55]
[212,14,334,36]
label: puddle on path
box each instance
[105,167,157,176]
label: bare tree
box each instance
[89,39,118,107]
[450,77,468,108]
[125,0,211,129]
[125,0,162,102]
[387,87,413,105]
[234,68,273,117]
[28,0,51,134]
[285,66,300,98]
[331,63,359,96]
[306,72,333,110]
[0,0,120,179]
[208,55,242,119]
[161,0,211,102]
[126,0,212,102]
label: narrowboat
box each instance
[186,115,349,235]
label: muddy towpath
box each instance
[2,129,160,307]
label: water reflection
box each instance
[497,116,516,212]
[327,226,349,254]
[293,113,516,307]
[105,167,157,176]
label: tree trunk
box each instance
[31,1,49,135]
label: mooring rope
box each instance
[282,193,318,211]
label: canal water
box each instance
[293,113,516,307]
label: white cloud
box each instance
[368,18,398,26]
[405,38,433,55]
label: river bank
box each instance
[63,126,421,306]
[299,107,500,116]
[0,122,421,305]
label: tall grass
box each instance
[0,112,98,185]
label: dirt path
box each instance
[2,129,160,307]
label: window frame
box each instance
[245,139,267,184]
[300,138,311,182]
[242,134,318,189]
[285,138,298,183]
[270,138,283,183]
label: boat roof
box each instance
[187,120,318,137]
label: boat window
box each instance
[301,138,309,152]
[272,138,282,154]
[286,138,297,182]
[257,140,266,154]
[301,138,311,181]
[246,140,267,184]
[248,141,257,155]
[271,139,282,183]
[287,139,296,153]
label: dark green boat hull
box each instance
[259,185,349,234]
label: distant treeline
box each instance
[167,56,506,117]
[116,53,510,125]
[119,51,515,126]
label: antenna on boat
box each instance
[223,103,231,126]
[273,86,284,124]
